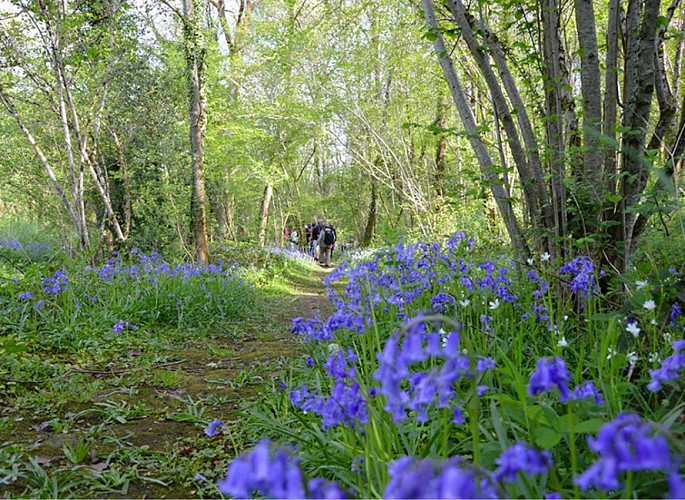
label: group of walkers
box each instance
[306,219,337,267]
[284,219,337,267]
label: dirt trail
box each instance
[1,265,337,498]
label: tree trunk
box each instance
[258,183,273,247]
[363,180,378,247]
[421,0,529,260]
[434,91,448,199]
[184,0,210,264]
[574,0,604,199]
[540,0,572,259]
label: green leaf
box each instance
[533,426,562,449]
[574,418,605,434]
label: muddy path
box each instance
[0,265,337,498]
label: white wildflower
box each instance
[648,352,661,363]
[664,332,673,343]
[489,299,500,310]
[541,252,551,262]
[327,343,341,353]
[626,322,641,338]
[527,258,535,266]
[459,299,470,307]
[627,351,638,364]
[607,347,617,359]
[557,336,568,348]
[636,280,648,290]
[651,319,658,325]
[643,300,657,311]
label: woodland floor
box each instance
[0,264,336,498]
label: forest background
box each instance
[1,0,684,271]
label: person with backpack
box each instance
[317,222,337,267]
[311,219,323,261]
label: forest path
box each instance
[1,262,337,498]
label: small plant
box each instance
[62,436,91,465]
[168,396,207,424]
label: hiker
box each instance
[289,229,299,248]
[317,222,337,267]
[283,227,291,246]
[311,219,323,261]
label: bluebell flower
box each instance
[217,440,305,498]
[205,419,223,437]
[476,357,496,372]
[528,357,572,401]
[647,340,685,392]
[670,302,682,327]
[494,443,552,482]
[559,256,598,298]
[384,456,499,499]
[18,292,33,300]
[306,478,348,499]
[194,473,206,481]
[431,292,454,312]
[575,413,678,493]
[573,381,604,405]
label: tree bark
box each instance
[421,0,529,259]
[574,0,604,201]
[258,183,273,247]
[184,0,210,264]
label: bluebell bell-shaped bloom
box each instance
[18,292,33,300]
[477,357,496,372]
[670,302,682,327]
[218,440,310,498]
[573,381,604,405]
[205,419,223,437]
[384,456,499,499]
[431,292,455,312]
[41,269,68,294]
[528,356,572,401]
[494,443,552,482]
[648,340,685,392]
[306,478,348,499]
[575,413,678,493]
[559,256,598,298]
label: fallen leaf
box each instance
[89,462,109,472]
[30,421,51,432]
[35,456,51,465]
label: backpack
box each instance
[322,225,336,245]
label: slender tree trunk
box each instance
[421,0,529,259]
[434,91,448,199]
[184,0,210,264]
[616,0,661,269]
[541,0,569,259]
[363,176,379,247]
[602,0,620,195]
[0,84,81,240]
[258,183,273,247]
[574,0,604,200]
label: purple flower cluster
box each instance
[430,291,454,312]
[528,357,572,401]
[670,302,682,327]
[290,349,368,430]
[572,381,604,405]
[648,340,685,392]
[383,456,499,498]
[205,419,223,437]
[218,440,346,499]
[494,443,552,482]
[113,320,137,333]
[559,256,598,298]
[576,413,682,494]
[41,269,68,295]
[374,316,472,423]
